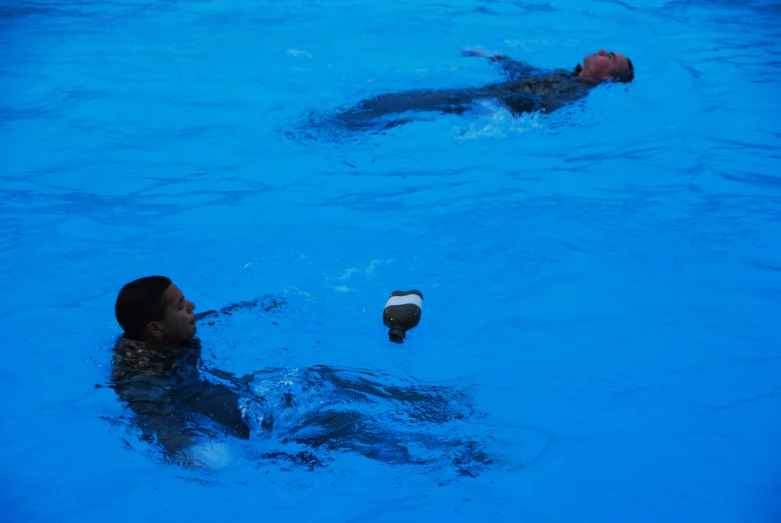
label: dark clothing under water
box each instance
[110,337,252,456]
[109,300,485,472]
[334,55,593,131]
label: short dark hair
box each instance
[618,58,634,83]
[115,276,171,340]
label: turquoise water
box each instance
[1,0,780,521]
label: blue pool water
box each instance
[1,0,780,521]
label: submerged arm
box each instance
[176,380,251,439]
[462,49,540,81]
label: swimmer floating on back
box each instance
[332,49,634,131]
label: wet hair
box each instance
[617,58,634,83]
[115,276,172,340]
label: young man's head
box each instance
[576,49,634,84]
[115,276,197,346]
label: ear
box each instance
[147,321,164,339]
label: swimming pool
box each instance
[1,0,780,521]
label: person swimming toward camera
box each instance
[333,49,634,131]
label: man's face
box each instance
[150,283,197,345]
[580,49,630,83]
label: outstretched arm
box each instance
[462,49,540,80]
[195,295,288,322]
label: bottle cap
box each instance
[388,327,406,343]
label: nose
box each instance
[188,300,196,313]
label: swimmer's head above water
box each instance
[575,49,634,84]
[115,276,197,347]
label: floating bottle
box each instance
[383,290,423,343]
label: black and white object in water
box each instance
[382,290,423,343]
